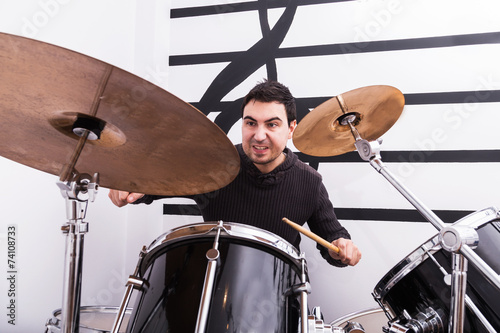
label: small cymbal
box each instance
[293,85,405,157]
[0,32,239,196]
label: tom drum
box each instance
[373,207,500,332]
[122,222,308,333]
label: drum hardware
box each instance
[337,321,365,333]
[308,307,334,332]
[424,244,453,285]
[111,246,147,333]
[293,86,500,333]
[382,307,445,333]
[284,281,312,297]
[56,171,99,333]
[300,253,311,333]
[195,221,224,333]
[331,307,389,333]
[440,225,479,333]
[45,306,133,333]
[283,254,312,333]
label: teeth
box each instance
[255,146,267,150]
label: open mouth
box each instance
[253,145,269,153]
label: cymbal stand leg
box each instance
[56,172,99,333]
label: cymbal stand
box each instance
[341,115,500,333]
[56,172,99,333]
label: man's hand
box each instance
[108,190,145,207]
[329,238,362,266]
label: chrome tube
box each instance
[60,199,88,333]
[460,245,500,290]
[195,221,223,333]
[369,157,446,231]
[465,296,497,333]
[449,253,467,333]
[300,257,309,333]
[111,246,146,333]
[60,231,84,333]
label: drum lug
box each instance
[284,281,311,297]
[307,306,334,332]
[110,246,147,333]
[126,275,146,290]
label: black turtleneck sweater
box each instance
[137,144,350,267]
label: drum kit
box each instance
[1,31,499,333]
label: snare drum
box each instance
[123,222,307,333]
[45,306,131,333]
[373,207,500,332]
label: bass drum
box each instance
[373,207,500,332]
[125,222,306,333]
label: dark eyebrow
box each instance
[243,116,283,123]
[243,115,257,122]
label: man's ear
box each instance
[288,119,297,139]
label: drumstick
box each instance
[282,217,340,254]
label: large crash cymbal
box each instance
[0,32,239,196]
[293,85,405,157]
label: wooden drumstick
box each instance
[282,217,340,254]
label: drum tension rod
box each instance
[111,246,148,333]
[195,221,224,333]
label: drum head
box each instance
[48,306,131,333]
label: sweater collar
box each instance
[236,144,296,186]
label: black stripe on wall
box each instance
[171,0,353,18]
[163,203,474,223]
[297,150,500,164]
[190,90,500,114]
[169,32,500,66]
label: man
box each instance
[109,80,361,267]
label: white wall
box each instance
[0,1,168,331]
[165,0,500,325]
[0,0,499,332]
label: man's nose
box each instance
[253,125,267,141]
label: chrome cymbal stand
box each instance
[56,172,99,333]
[340,112,500,333]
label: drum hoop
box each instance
[329,307,386,327]
[143,221,303,267]
[373,206,500,300]
[50,306,132,330]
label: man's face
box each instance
[242,100,297,174]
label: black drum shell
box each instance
[373,215,500,332]
[126,223,304,333]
